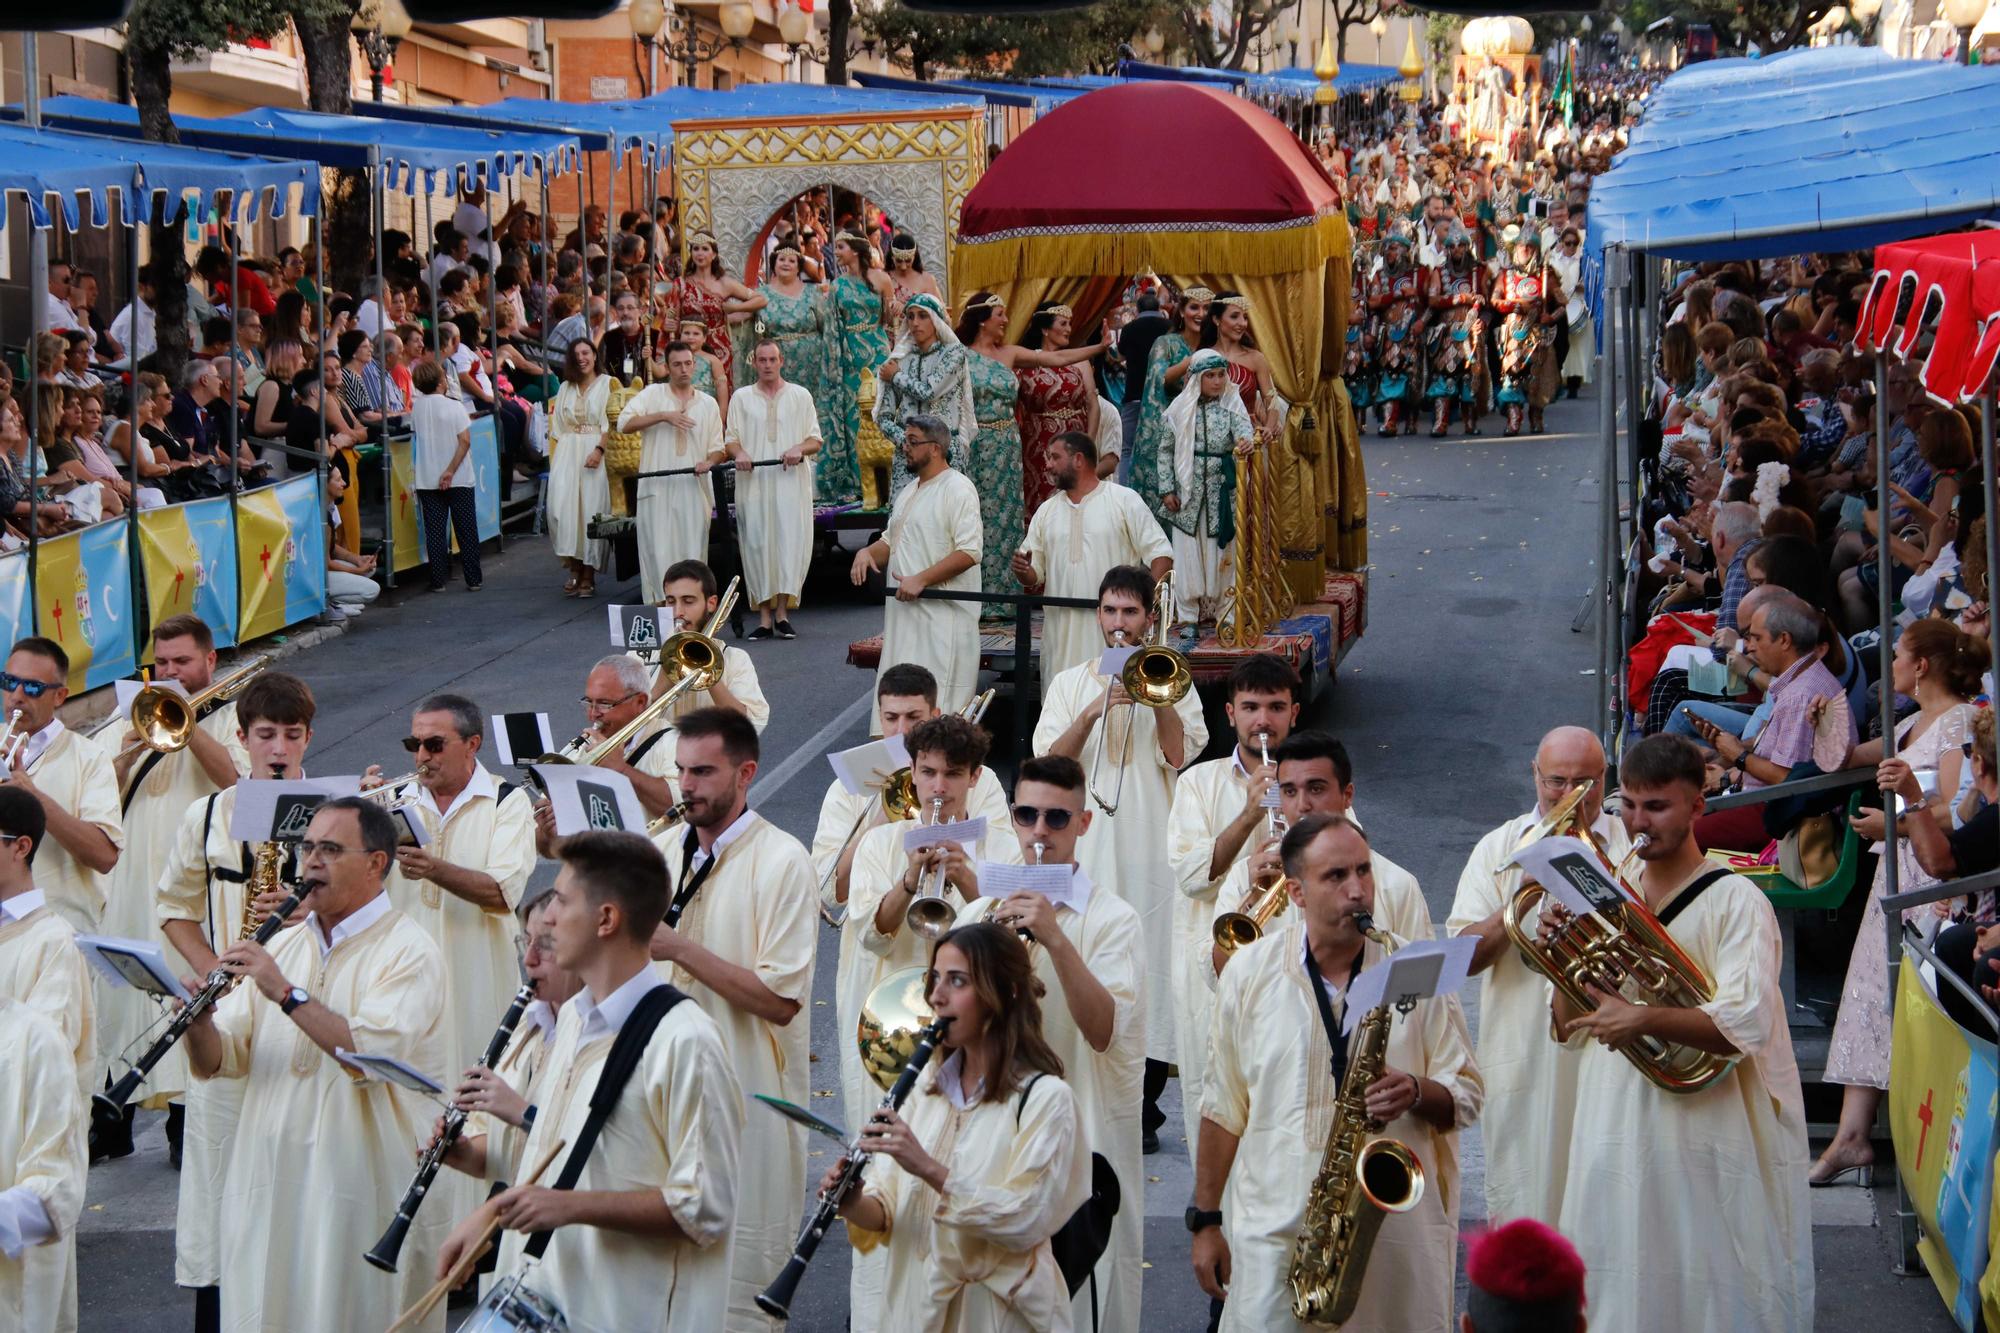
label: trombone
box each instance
[1087,573,1194,815]
[113,656,270,766]
[904,795,957,941]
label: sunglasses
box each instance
[0,672,52,698]
[1010,804,1075,831]
[402,735,450,755]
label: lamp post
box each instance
[1143,25,1166,58]
[663,0,754,88]
[777,0,813,70]
[631,0,666,94]
[1943,0,1986,64]
[352,0,412,103]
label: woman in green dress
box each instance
[832,234,895,504]
[875,293,973,491]
[1127,286,1211,531]
[756,244,854,504]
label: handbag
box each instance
[1017,1074,1120,1308]
[1777,813,1842,889]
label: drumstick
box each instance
[384,1137,567,1333]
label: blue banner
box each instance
[469,415,502,543]
[0,551,28,657]
[75,520,136,689]
[275,474,328,625]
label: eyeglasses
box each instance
[402,735,450,755]
[580,691,642,712]
[297,840,362,861]
[1010,804,1076,831]
[1534,772,1595,794]
[0,672,53,698]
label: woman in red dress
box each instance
[1014,302,1107,516]
[678,231,763,387]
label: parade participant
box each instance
[954,754,1146,1333]
[650,706,818,1330]
[726,339,821,640]
[649,560,770,731]
[0,998,86,1333]
[1012,434,1173,689]
[1036,566,1205,1156]
[830,922,1089,1333]
[0,787,93,1100]
[1341,263,1375,430]
[1424,227,1489,437]
[1463,1218,1590,1333]
[554,655,684,819]
[1492,234,1562,436]
[831,237,896,475]
[755,245,850,505]
[0,637,122,934]
[1446,725,1628,1228]
[154,672,313,1329]
[598,289,663,387]
[1165,654,1300,1156]
[850,413,982,715]
[1016,303,1104,517]
[1196,294,1280,444]
[444,832,743,1333]
[621,342,726,604]
[675,317,731,416]
[1365,230,1426,436]
[1548,735,1812,1332]
[1159,349,1256,636]
[1130,287,1212,530]
[1193,814,1481,1332]
[679,232,762,388]
[547,337,612,598]
[884,232,944,314]
[873,295,974,489]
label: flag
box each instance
[138,496,240,653]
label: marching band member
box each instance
[620,340,727,605]
[565,654,682,816]
[955,754,1145,1333]
[1035,565,1206,1153]
[0,637,121,935]
[1548,736,1812,1332]
[183,797,448,1333]
[650,560,771,732]
[840,715,1021,1331]
[849,412,982,717]
[1193,814,1481,1332]
[97,615,249,1159]
[444,832,743,1333]
[1446,725,1626,1227]
[1165,654,1300,1156]
[154,671,313,1330]
[0,999,86,1333]
[1011,432,1172,687]
[727,338,821,641]
[1462,1218,1589,1333]
[650,706,818,1330]
[0,788,94,1097]
[830,922,1090,1333]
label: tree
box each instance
[1179,0,1284,71]
[854,4,1010,82]
[287,1,377,294]
[1329,0,1386,62]
[858,0,1178,80]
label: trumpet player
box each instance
[954,754,1146,1333]
[1445,725,1626,1228]
[0,638,121,936]
[650,560,770,732]
[153,671,313,1328]
[1193,814,1480,1333]
[1166,654,1300,1158]
[1036,566,1205,1158]
[649,706,817,1330]
[1544,735,1811,1333]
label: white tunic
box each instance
[880,468,983,716]
[491,983,742,1333]
[622,381,724,601]
[0,1001,86,1333]
[1557,872,1813,1333]
[812,770,1011,923]
[956,877,1146,1333]
[1202,922,1482,1333]
[1034,658,1207,1062]
[1444,808,1628,1227]
[1019,482,1172,687]
[548,374,614,569]
[726,381,819,608]
[0,898,94,1099]
[1201,846,1433,991]
[655,813,818,1332]
[652,644,771,734]
[21,726,122,935]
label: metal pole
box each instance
[315,208,327,463]
[24,33,43,604]
[1597,255,1619,748]
[375,156,395,590]
[225,198,242,498]
[126,186,143,662]
[1877,351,1900,999]
[1982,394,2000,867]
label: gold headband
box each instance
[687,232,718,249]
[1217,295,1252,313]
[1181,286,1216,305]
[960,294,1003,318]
[1044,305,1074,320]
[890,241,918,258]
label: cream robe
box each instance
[0,1001,86,1333]
[491,987,743,1333]
[1202,922,1482,1333]
[468,1009,554,1193]
[23,727,122,935]
[655,813,818,1332]
[557,716,681,803]
[1557,872,1813,1333]
[652,644,771,733]
[1034,658,1207,1063]
[1444,808,1628,1227]
[99,702,247,1105]
[880,468,983,716]
[548,374,614,568]
[1019,482,1172,688]
[154,785,257,1288]
[955,881,1146,1333]
[726,381,818,609]
[622,382,724,601]
[852,1066,1091,1333]
[200,905,447,1333]
[0,903,94,1098]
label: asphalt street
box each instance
[73,381,1951,1331]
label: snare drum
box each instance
[460,1274,568,1333]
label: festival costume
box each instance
[1364,252,1426,436]
[755,283,853,505]
[1015,364,1093,518]
[548,374,613,571]
[966,352,1028,600]
[1493,264,1561,435]
[1424,253,1490,436]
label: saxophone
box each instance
[236,841,286,944]
[1286,914,1427,1327]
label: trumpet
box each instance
[1214,805,1290,954]
[113,656,269,765]
[1087,574,1194,815]
[361,771,424,811]
[0,708,25,769]
[905,795,957,941]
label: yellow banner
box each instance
[235,486,292,642]
[389,439,422,573]
[33,530,96,692]
[136,497,240,654]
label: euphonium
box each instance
[1286,914,1426,1326]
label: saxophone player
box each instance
[1193,814,1480,1333]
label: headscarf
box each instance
[1162,348,1252,530]
[873,291,974,460]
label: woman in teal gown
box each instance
[755,243,853,504]
[1128,286,1211,531]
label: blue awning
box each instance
[0,120,317,231]
[850,71,1081,111]
[641,83,975,120]
[355,97,671,171]
[1113,59,1245,85]
[1245,63,1403,96]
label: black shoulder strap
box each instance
[524,982,688,1260]
[625,729,668,767]
[120,748,171,813]
[1015,1072,1045,1127]
[1656,867,1734,928]
[496,780,521,806]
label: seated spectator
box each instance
[251,341,307,441]
[320,464,379,624]
[288,367,365,476]
[71,269,119,365]
[109,274,160,369]
[0,398,71,540]
[138,372,222,503]
[318,351,372,453]
[104,373,170,510]
[197,315,234,361]
[270,288,312,349]
[337,330,387,429]
[70,389,133,515]
[168,360,224,459]
[195,243,277,318]
[232,306,267,399]
[54,331,97,390]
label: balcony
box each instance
[169,40,307,110]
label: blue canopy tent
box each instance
[1112,58,1245,85]
[1245,62,1403,95]
[357,96,669,172]
[850,70,1087,113]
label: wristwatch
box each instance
[280,986,310,1016]
[1184,1205,1223,1234]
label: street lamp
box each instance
[1143,25,1166,56]
[631,0,666,94]
[352,0,412,104]
[1943,0,1987,64]
[1282,16,1304,66]
[663,0,754,88]
[777,1,813,49]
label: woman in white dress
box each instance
[1546,225,1593,398]
[547,337,612,597]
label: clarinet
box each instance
[755,1016,952,1320]
[365,979,537,1273]
[94,876,311,1117]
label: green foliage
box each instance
[857,0,1178,80]
[125,0,347,61]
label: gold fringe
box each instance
[950,213,1351,293]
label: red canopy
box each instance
[1858,229,2000,404]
